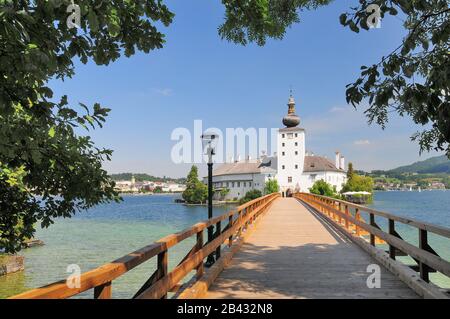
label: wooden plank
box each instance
[206,198,418,299]
[133,268,162,299]
[135,196,279,299]
[94,281,112,299]
[300,196,450,278]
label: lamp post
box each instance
[201,133,218,267]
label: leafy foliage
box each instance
[219,0,332,45]
[239,189,263,205]
[341,173,374,194]
[340,0,450,156]
[309,179,337,197]
[347,162,355,180]
[221,0,450,157]
[182,166,207,204]
[264,179,280,194]
[0,0,174,252]
[219,188,230,199]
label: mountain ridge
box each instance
[388,155,450,174]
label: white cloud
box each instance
[329,106,349,113]
[354,140,370,146]
[300,105,442,171]
[152,88,173,96]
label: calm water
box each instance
[1,191,449,298]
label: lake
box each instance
[1,191,449,298]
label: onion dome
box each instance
[282,94,300,127]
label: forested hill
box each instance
[389,155,450,174]
[109,173,186,184]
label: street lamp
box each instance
[201,133,218,267]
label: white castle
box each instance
[211,94,347,199]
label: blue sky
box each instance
[50,1,442,178]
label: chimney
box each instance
[335,151,341,169]
[340,156,345,170]
[247,155,252,162]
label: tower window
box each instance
[295,142,298,146]
[282,165,285,170]
[282,143,285,147]
[282,134,285,138]
[295,151,298,155]
[295,133,298,137]
[282,152,285,156]
[288,177,293,183]
[295,165,298,169]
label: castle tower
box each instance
[277,93,306,194]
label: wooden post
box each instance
[388,219,396,260]
[196,230,204,278]
[345,205,349,229]
[355,209,361,236]
[215,221,221,260]
[419,229,430,283]
[158,250,168,299]
[94,281,112,299]
[369,213,376,246]
[228,215,233,247]
[338,203,342,224]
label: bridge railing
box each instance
[295,193,450,288]
[10,193,280,299]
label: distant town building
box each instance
[114,176,186,193]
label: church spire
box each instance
[283,91,300,128]
[288,91,296,115]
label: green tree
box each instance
[153,186,163,194]
[442,177,450,189]
[0,1,177,253]
[347,163,355,180]
[219,188,230,200]
[309,180,337,197]
[239,189,263,205]
[182,166,207,204]
[339,1,450,156]
[264,179,280,195]
[341,175,374,194]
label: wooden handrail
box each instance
[301,193,450,239]
[295,193,450,287]
[10,193,280,299]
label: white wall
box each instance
[300,172,347,193]
[211,173,273,201]
[277,128,305,193]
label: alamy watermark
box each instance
[66,264,81,289]
[67,2,81,29]
[366,4,382,29]
[171,120,280,165]
[366,264,381,289]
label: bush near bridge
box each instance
[309,180,339,198]
[239,190,263,205]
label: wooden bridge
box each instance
[11,193,450,299]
